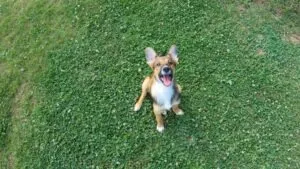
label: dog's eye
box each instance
[156,63,161,67]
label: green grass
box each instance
[1,0,300,168]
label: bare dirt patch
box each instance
[8,153,15,169]
[284,34,300,44]
[273,8,283,20]
[257,48,266,56]
[7,83,27,169]
[11,83,27,118]
[275,8,282,17]
[237,4,246,13]
[7,82,35,169]
[253,0,267,5]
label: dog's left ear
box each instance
[168,45,178,63]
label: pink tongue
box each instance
[162,76,172,86]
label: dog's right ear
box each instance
[145,47,157,67]
[168,45,178,63]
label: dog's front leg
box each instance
[176,84,182,93]
[153,103,164,132]
[134,77,150,111]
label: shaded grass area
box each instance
[1,0,300,168]
[0,0,75,168]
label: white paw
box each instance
[176,110,184,115]
[134,104,141,111]
[162,111,167,115]
[156,126,165,133]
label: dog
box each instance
[134,45,184,132]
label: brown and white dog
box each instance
[134,45,184,132]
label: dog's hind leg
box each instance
[134,77,150,111]
[172,104,184,115]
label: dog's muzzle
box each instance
[159,66,173,86]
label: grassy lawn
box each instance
[1,0,300,168]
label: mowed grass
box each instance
[1,0,300,168]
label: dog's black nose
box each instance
[163,67,170,73]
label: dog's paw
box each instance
[177,84,182,93]
[175,110,184,115]
[134,104,141,111]
[156,125,165,133]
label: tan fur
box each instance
[134,45,183,132]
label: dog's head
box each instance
[145,45,179,87]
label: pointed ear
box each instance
[168,45,178,63]
[145,47,157,66]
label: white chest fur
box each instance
[151,81,174,110]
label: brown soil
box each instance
[284,34,300,44]
[257,48,266,56]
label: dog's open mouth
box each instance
[159,74,173,86]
